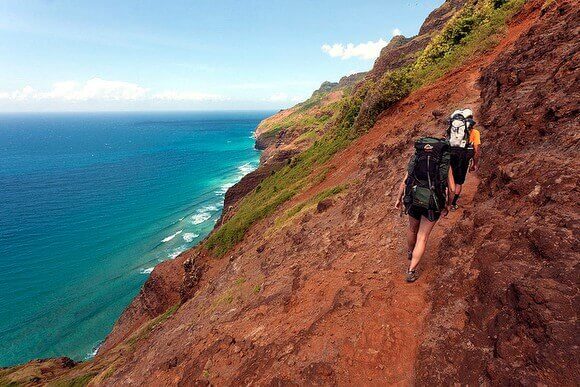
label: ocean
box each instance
[0,111,270,367]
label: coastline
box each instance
[92,115,272,357]
[0,111,266,367]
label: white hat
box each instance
[450,109,463,119]
[450,108,474,119]
[462,108,474,119]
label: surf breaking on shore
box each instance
[136,160,259,278]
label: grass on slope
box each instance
[206,97,361,256]
[356,0,527,132]
[48,373,97,387]
[256,92,339,141]
[206,0,527,256]
[273,184,348,232]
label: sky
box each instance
[0,0,444,112]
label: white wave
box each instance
[198,204,218,213]
[191,212,211,225]
[84,342,102,360]
[215,182,234,196]
[140,267,154,274]
[169,245,187,259]
[213,162,257,196]
[161,230,183,243]
[183,232,199,242]
[238,162,256,175]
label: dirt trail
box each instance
[98,5,539,383]
[3,2,561,385]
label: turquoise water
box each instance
[0,111,270,366]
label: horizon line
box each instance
[0,109,282,114]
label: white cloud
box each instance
[321,38,388,60]
[152,91,226,101]
[0,85,36,101]
[0,78,224,102]
[392,28,402,36]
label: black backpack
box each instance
[403,137,451,213]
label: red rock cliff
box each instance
[2,0,577,385]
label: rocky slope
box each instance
[2,0,578,385]
[416,1,579,383]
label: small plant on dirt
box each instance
[49,372,98,387]
[126,303,180,348]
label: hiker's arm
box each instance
[470,143,481,171]
[394,173,408,209]
[445,167,455,212]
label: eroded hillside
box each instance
[2,0,578,385]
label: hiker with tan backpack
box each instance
[446,108,481,210]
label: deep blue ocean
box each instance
[0,111,270,366]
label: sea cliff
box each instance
[2,0,578,385]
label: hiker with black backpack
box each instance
[446,108,481,210]
[395,137,455,283]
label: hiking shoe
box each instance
[451,204,459,211]
[406,270,418,283]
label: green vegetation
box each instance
[356,0,527,132]
[253,284,261,294]
[206,0,526,256]
[274,184,348,230]
[214,291,234,307]
[412,0,527,84]
[48,373,97,387]
[257,92,338,138]
[354,67,414,132]
[234,277,246,285]
[206,94,361,255]
[126,303,180,348]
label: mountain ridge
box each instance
[2,0,578,385]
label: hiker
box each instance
[446,108,480,210]
[395,137,455,283]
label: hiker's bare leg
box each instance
[454,183,463,196]
[409,217,437,271]
[407,215,420,255]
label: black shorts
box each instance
[408,205,440,222]
[450,149,470,185]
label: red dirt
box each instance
[3,1,577,385]
[95,2,556,385]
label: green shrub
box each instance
[413,0,526,84]
[354,67,414,132]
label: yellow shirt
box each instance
[470,129,481,146]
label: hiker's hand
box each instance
[470,163,478,172]
[441,206,449,217]
[395,198,401,209]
